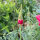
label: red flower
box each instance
[36,15,40,26]
[18,19,23,24]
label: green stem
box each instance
[19,25,21,40]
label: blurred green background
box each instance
[0,0,40,40]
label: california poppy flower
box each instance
[36,15,40,26]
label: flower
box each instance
[18,4,23,24]
[18,19,23,24]
[36,15,40,26]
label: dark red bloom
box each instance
[18,19,23,24]
[36,15,40,26]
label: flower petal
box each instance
[36,15,40,21]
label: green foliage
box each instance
[22,24,40,40]
[0,0,17,35]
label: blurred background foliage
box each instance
[0,0,40,40]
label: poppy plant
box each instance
[18,4,23,40]
[36,15,40,26]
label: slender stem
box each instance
[20,26,21,40]
[19,25,21,40]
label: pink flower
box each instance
[39,23,40,26]
[18,19,23,24]
[36,15,40,26]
